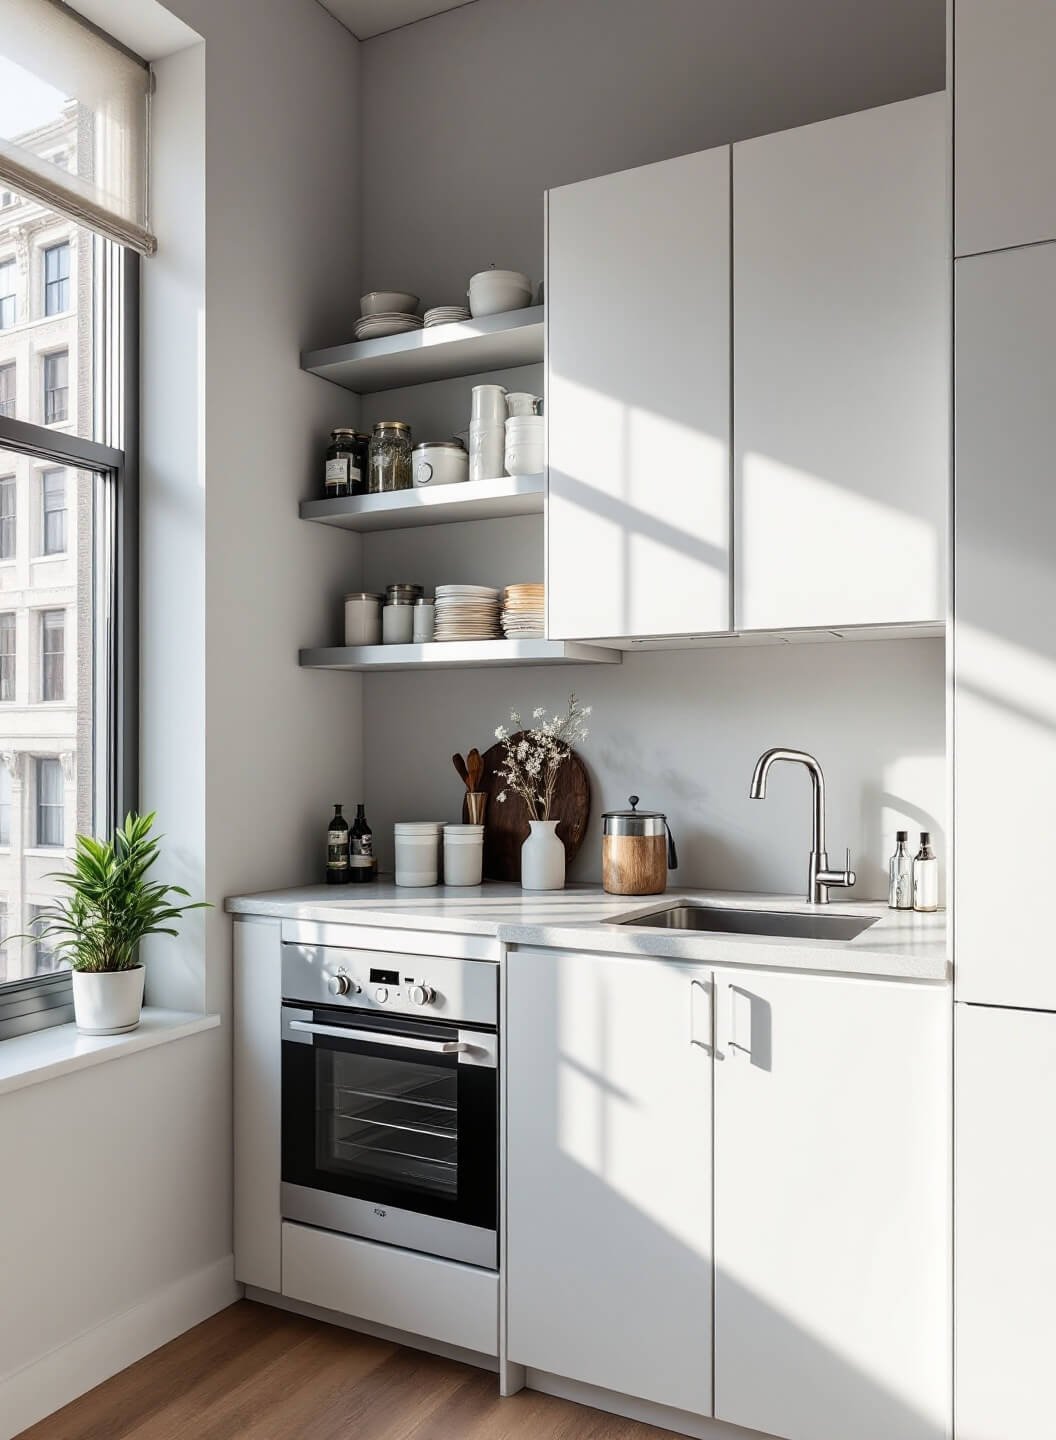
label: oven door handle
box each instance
[287,1020,470,1053]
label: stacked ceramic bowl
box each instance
[424,305,471,327]
[434,584,502,641]
[501,583,545,638]
[468,268,532,318]
[355,290,422,341]
[504,414,544,475]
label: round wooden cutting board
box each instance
[462,732,591,881]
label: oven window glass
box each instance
[317,1047,459,1200]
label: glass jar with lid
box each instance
[369,421,413,494]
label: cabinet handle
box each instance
[690,978,723,1059]
[728,985,752,1061]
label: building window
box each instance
[36,757,64,847]
[29,905,60,973]
[0,769,10,845]
[43,242,70,316]
[0,364,13,418]
[0,478,13,559]
[43,351,68,424]
[41,469,66,554]
[0,191,15,208]
[40,610,64,702]
[0,614,14,701]
[0,258,15,330]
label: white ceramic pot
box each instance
[443,824,484,886]
[469,422,506,482]
[413,441,468,488]
[468,270,532,318]
[470,384,508,424]
[72,966,145,1035]
[394,822,444,886]
[520,820,566,891]
[344,592,382,646]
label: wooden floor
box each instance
[17,1301,673,1440]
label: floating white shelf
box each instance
[301,306,544,393]
[299,639,621,673]
[300,474,545,532]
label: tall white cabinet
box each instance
[955,0,1056,256]
[546,147,731,642]
[954,244,1056,1010]
[733,93,948,631]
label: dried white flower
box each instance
[488,693,591,822]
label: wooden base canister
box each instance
[602,833,668,896]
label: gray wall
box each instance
[361,0,946,306]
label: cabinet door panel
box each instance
[954,244,1056,1008]
[955,0,1056,256]
[713,968,950,1440]
[734,94,947,630]
[547,148,730,641]
[233,917,283,1291]
[955,1003,1056,1437]
[506,948,713,1414]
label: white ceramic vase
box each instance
[521,820,566,891]
[71,966,145,1035]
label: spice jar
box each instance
[369,421,413,493]
[344,592,382,646]
[324,428,361,498]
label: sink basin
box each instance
[618,902,878,943]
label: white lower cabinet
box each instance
[233,917,283,1292]
[506,949,951,1440]
[955,1003,1056,1439]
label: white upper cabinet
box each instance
[546,148,731,641]
[712,967,951,1440]
[954,243,1056,1009]
[955,0,1056,256]
[733,94,948,632]
[506,948,714,1415]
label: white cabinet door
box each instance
[954,244,1056,1009]
[712,968,950,1440]
[733,93,948,631]
[955,1003,1056,1438]
[233,916,283,1291]
[955,0,1056,256]
[506,948,714,1415]
[546,148,730,641]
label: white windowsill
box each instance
[0,1008,221,1096]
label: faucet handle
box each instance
[844,847,856,887]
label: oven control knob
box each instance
[374,986,389,1004]
[408,984,435,1007]
[327,973,358,996]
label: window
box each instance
[43,352,68,424]
[0,258,14,330]
[29,905,60,973]
[36,757,63,847]
[0,769,10,844]
[0,364,13,418]
[0,192,15,209]
[0,477,13,559]
[0,613,14,701]
[44,242,70,316]
[41,469,66,554]
[40,610,64,702]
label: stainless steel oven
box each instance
[280,936,498,1269]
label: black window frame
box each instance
[0,245,137,1035]
[0,362,14,418]
[43,241,70,316]
[43,349,69,425]
[41,467,66,554]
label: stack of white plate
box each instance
[501,583,545,638]
[424,306,471,328]
[354,312,424,341]
[434,584,502,642]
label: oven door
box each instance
[281,1004,497,1268]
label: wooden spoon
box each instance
[467,747,483,792]
[452,753,470,788]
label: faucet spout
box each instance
[748,747,853,905]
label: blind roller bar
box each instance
[0,142,156,257]
[46,0,150,72]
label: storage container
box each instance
[344,592,382,646]
[394,822,444,887]
[601,795,678,895]
[443,824,485,886]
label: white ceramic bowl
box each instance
[468,270,532,318]
[361,290,420,317]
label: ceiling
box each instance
[317,0,476,40]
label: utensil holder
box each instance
[465,791,487,825]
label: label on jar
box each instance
[326,458,349,482]
[349,466,361,485]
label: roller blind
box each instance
[0,0,154,255]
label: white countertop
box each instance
[226,881,948,981]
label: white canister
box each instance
[382,602,415,644]
[505,392,541,418]
[394,822,444,886]
[344,592,382,646]
[504,414,544,476]
[471,384,508,425]
[412,597,435,642]
[413,440,468,488]
[469,421,506,483]
[443,824,484,886]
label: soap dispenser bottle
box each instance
[912,832,939,913]
[888,831,913,910]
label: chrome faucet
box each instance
[749,747,856,905]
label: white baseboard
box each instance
[0,1255,241,1440]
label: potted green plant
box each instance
[15,812,208,1035]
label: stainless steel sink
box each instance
[618,902,878,942]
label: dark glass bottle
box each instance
[324,429,358,498]
[349,802,376,884]
[326,803,350,884]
